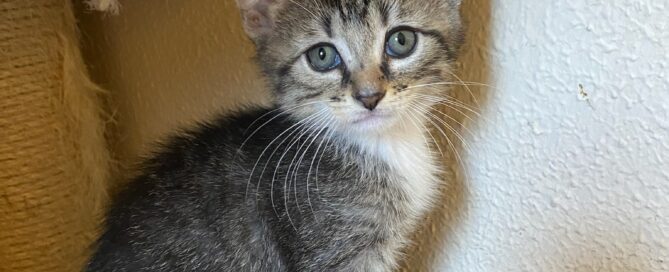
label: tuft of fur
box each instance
[87,0,464,271]
[85,0,120,14]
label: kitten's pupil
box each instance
[319,48,326,60]
[397,32,406,46]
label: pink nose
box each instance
[353,91,385,111]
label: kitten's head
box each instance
[238,0,463,136]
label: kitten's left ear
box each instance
[236,0,287,42]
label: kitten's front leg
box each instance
[317,245,400,272]
[348,250,395,272]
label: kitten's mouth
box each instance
[351,111,392,127]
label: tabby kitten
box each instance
[87,0,464,271]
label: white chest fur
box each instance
[346,126,441,271]
[353,127,441,219]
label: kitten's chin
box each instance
[346,111,399,133]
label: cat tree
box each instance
[0,1,111,271]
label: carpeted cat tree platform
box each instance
[0,0,111,271]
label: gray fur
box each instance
[87,0,464,271]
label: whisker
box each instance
[414,93,486,120]
[285,115,332,217]
[272,111,329,231]
[239,100,326,154]
[402,105,433,155]
[406,81,495,90]
[425,108,474,155]
[292,117,334,218]
[406,102,444,158]
[409,106,469,181]
[245,110,323,201]
[252,110,325,222]
[442,68,482,108]
[289,0,320,20]
[315,130,336,204]
[411,96,474,153]
[306,120,336,221]
[412,99,479,141]
[405,82,485,91]
[413,93,479,123]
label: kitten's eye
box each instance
[386,29,418,58]
[306,44,342,72]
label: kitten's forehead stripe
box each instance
[326,0,373,25]
[360,0,370,22]
[322,15,333,38]
[379,1,391,25]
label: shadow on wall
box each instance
[399,0,493,270]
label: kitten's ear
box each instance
[236,0,287,41]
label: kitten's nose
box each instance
[352,68,386,111]
[353,89,385,111]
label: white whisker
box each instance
[271,111,328,231]
[405,102,444,158]
[409,106,468,181]
[292,117,334,218]
[289,0,319,20]
[442,68,482,108]
[306,120,336,221]
[285,115,332,217]
[239,101,326,154]
[245,110,323,201]
[412,99,479,141]
[252,110,325,221]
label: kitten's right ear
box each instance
[236,0,286,41]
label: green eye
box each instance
[386,29,418,58]
[306,44,342,72]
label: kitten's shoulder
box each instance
[138,106,280,172]
[105,106,284,222]
[89,106,282,269]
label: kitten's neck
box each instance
[352,122,441,226]
[344,119,442,218]
[345,119,434,166]
[355,130,428,163]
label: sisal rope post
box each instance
[0,0,111,271]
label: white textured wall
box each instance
[438,1,669,271]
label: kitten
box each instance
[87,0,464,271]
